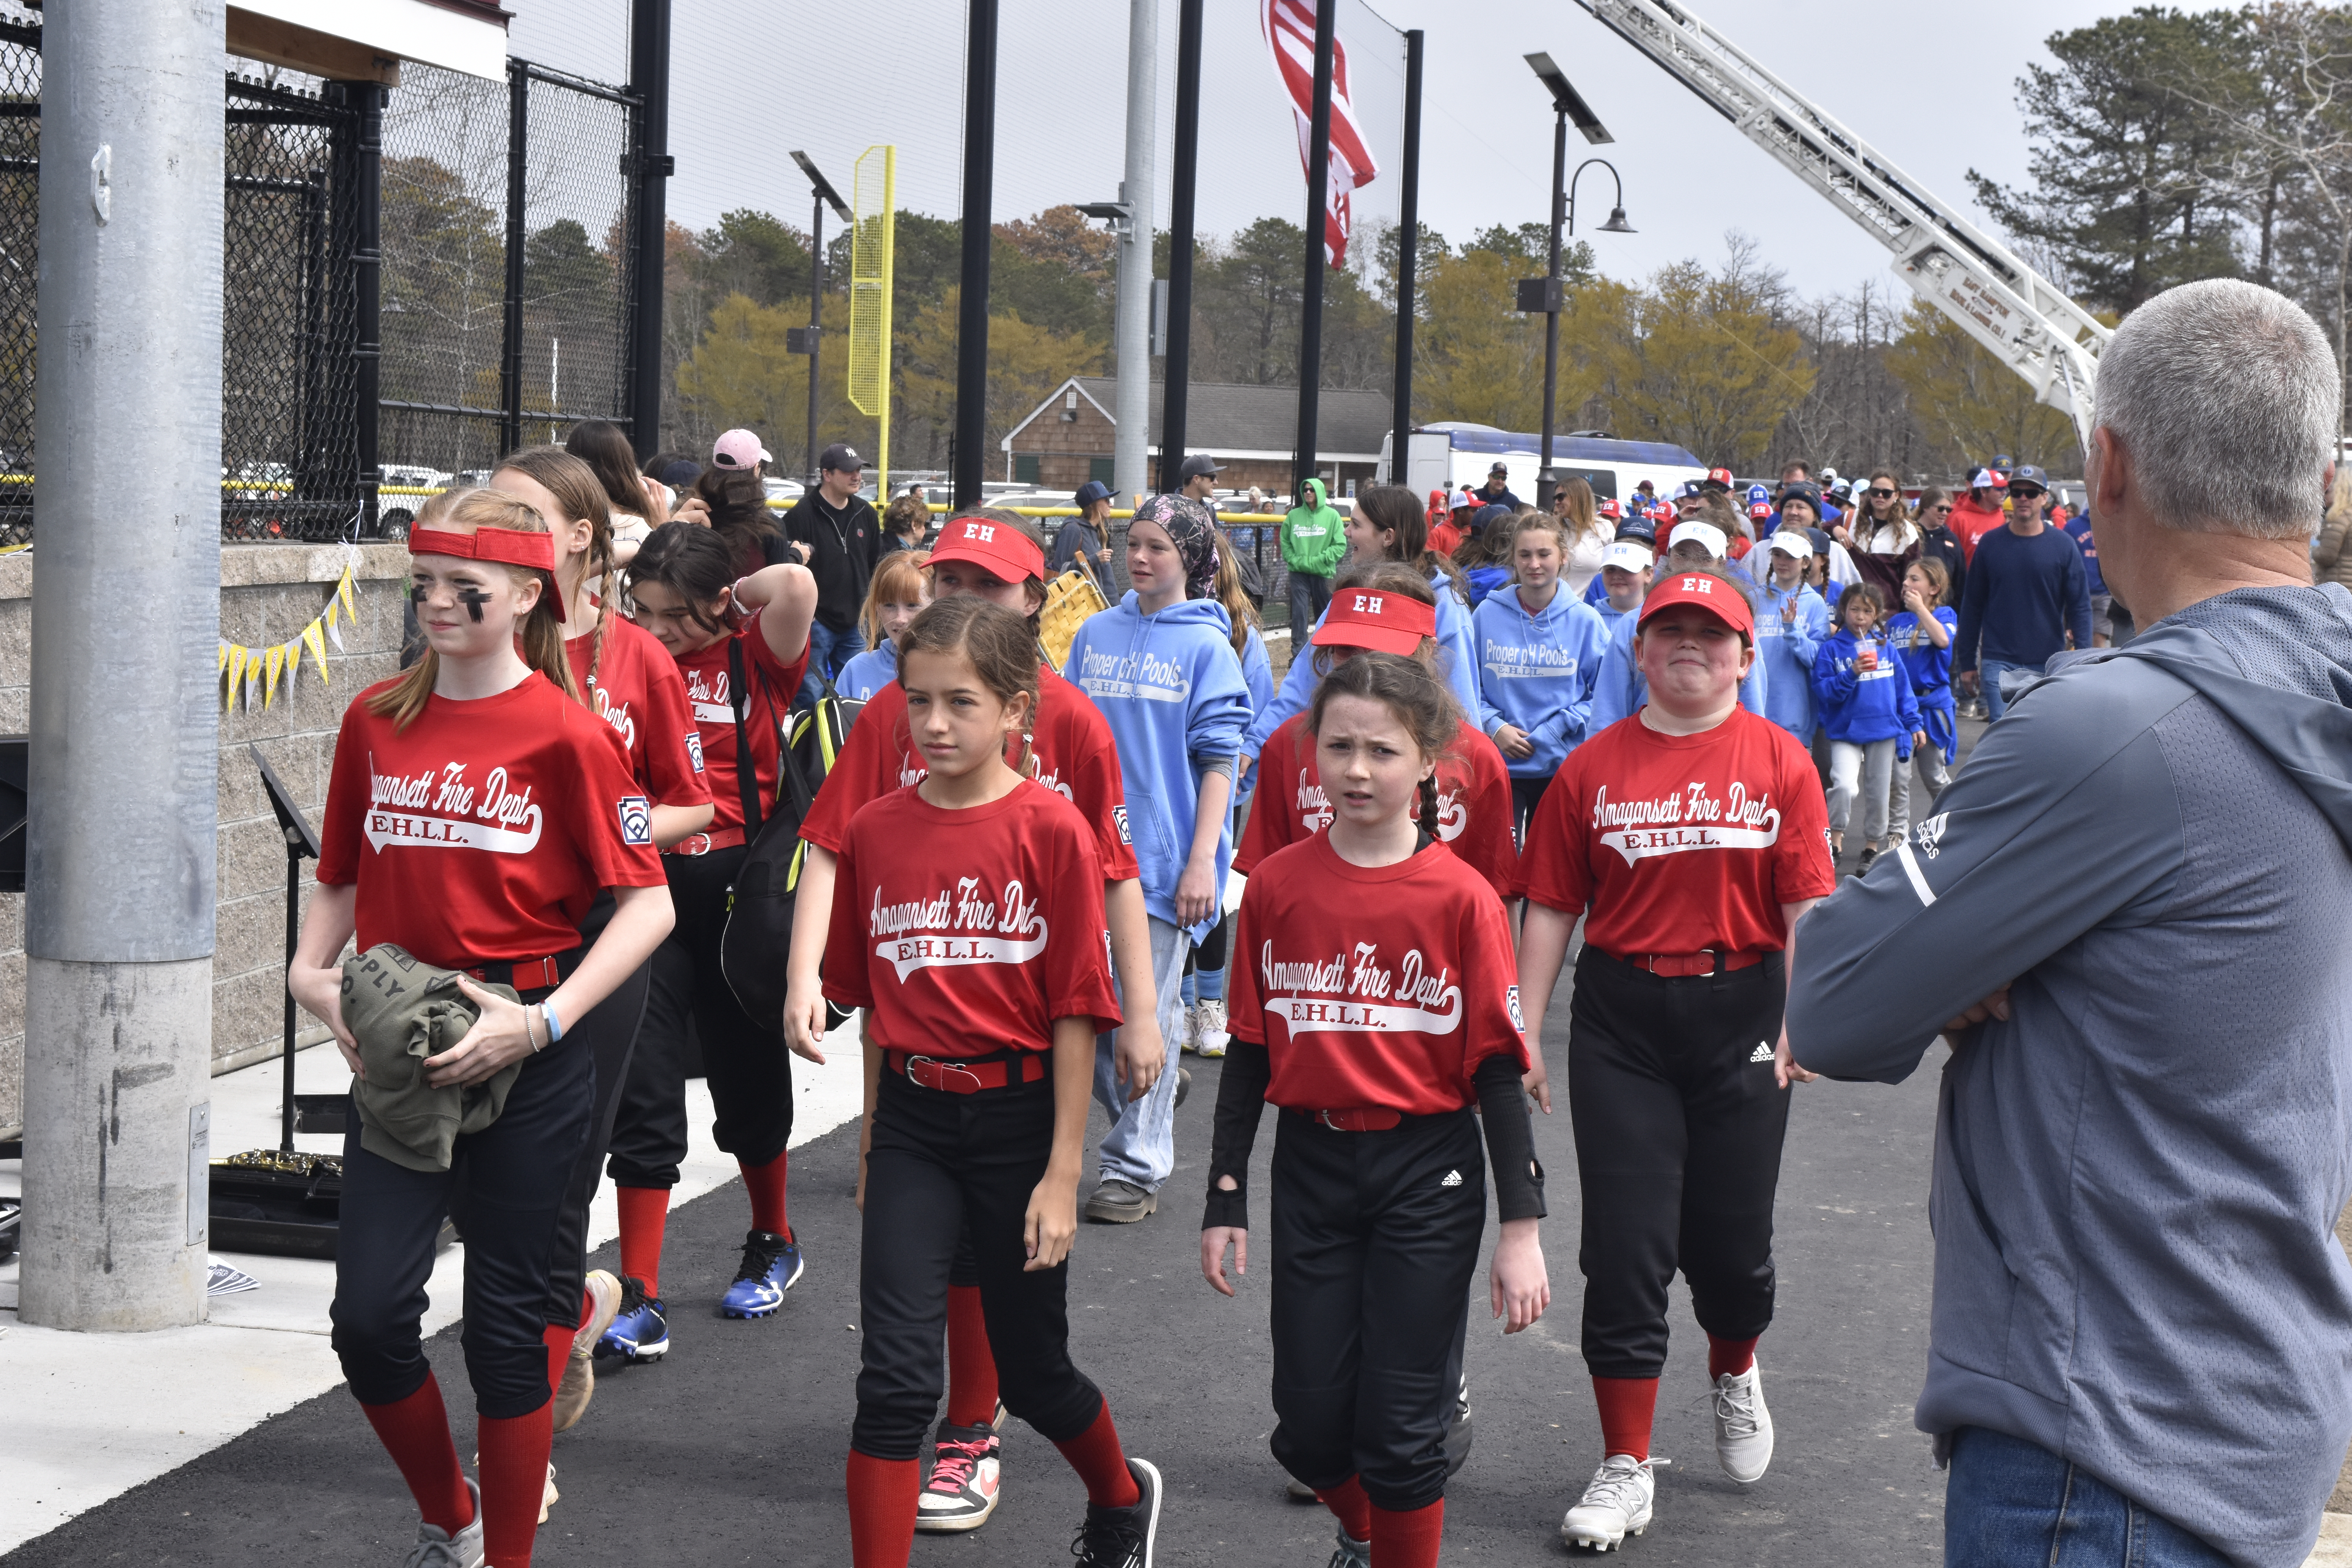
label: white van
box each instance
[1381,423,1709,505]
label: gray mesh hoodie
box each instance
[1788,583,2352,1568]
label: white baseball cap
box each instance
[1766,529,1815,559]
[1600,540,1654,573]
[1666,519,1729,559]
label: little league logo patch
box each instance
[1506,984,1525,1033]
[1113,804,1132,845]
[684,731,706,773]
[616,795,653,846]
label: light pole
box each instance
[1521,53,1632,510]
[788,152,849,486]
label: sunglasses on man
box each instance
[2006,484,2046,499]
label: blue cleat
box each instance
[595,1276,670,1362]
[720,1229,803,1319]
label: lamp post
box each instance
[788,152,849,487]
[1521,53,1632,510]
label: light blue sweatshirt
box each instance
[1067,592,1253,940]
[835,637,899,706]
[1754,580,1831,741]
[1587,597,1770,731]
[1244,569,1479,759]
[1472,585,1611,779]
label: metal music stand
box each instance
[254,744,324,1150]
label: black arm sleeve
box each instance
[1474,1054,1547,1222]
[1203,1040,1272,1232]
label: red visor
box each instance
[410,526,565,619]
[1311,585,1437,655]
[1637,571,1755,637]
[930,515,1045,584]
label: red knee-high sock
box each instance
[476,1401,554,1568]
[574,1285,596,1334]
[616,1185,670,1298]
[1708,1333,1760,1380]
[1051,1399,1141,1508]
[1316,1475,1372,1542]
[359,1375,474,1534]
[944,1286,1001,1428]
[1369,1499,1446,1568]
[540,1323,570,1401]
[846,1451,921,1568]
[739,1149,791,1238]
[1592,1376,1660,1461]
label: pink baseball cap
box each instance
[712,429,773,471]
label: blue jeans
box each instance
[799,619,866,708]
[1287,570,1332,639]
[1092,915,1189,1192]
[1944,1427,2231,1568]
[1978,657,2023,721]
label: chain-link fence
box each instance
[1043,515,1299,633]
[378,59,640,526]
[0,21,39,544]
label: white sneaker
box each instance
[1194,999,1228,1058]
[1560,1454,1662,1552]
[1712,1363,1775,1484]
[1177,1001,1202,1055]
[402,1477,485,1567]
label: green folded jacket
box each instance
[339,944,524,1173]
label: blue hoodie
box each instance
[1587,598,1770,731]
[1886,606,1960,705]
[1243,569,1480,759]
[1472,585,1611,778]
[835,637,899,705]
[1811,625,1922,748]
[1067,592,1253,940]
[1754,580,1831,741]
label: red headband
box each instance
[410,526,565,619]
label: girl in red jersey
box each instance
[590,522,817,1358]
[1235,563,1518,902]
[1203,650,1549,1568]
[490,446,715,1443]
[784,510,1157,1534]
[1515,566,1836,1553]
[289,489,675,1568]
[824,596,1163,1568]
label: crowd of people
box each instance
[291,275,2352,1568]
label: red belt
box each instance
[884,1050,1047,1094]
[1627,949,1766,977]
[1299,1107,1403,1132]
[668,826,747,857]
[465,952,569,990]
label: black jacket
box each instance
[782,490,880,630]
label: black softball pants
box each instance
[1270,1106,1485,1514]
[1566,946,1791,1380]
[543,894,651,1327]
[606,845,793,1189]
[853,1067,1106,1461]
[332,1021,591,1418]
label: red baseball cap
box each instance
[1598,497,1623,520]
[929,513,1045,584]
[1704,467,1735,490]
[1311,583,1437,655]
[1637,570,1755,637]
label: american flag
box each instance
[1261,0,1382,267]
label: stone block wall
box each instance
[0,542,411,1140]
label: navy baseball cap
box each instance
[1615,515,1658,546]
[1073,480,1114,508]
[1472,503,1512,531]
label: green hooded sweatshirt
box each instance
[1281,477,1347,578]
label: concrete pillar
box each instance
[1113,0,1158,502]
[21,0,226,1330]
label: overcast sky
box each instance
[509,0,2120,303]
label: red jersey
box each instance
[1519,708,1835,958]
[800,664,1141,882]
[1234,713,1518,900]
[318,673,667,971]
[672,610,811,838]
[1227,835,1527,1116]
[567,616,712,808]
[821,779,1122,1054]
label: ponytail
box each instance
[1417,773,1440,840]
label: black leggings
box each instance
[1510,773,1553,849]
[1565,946,1791,1380]
[332,1023,591,1417]
[1269,1107,1485,1514]
[606,845,793,1189]
[853,1067,1106,1461]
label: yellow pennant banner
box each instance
[302,619,329,684]
[219,565,359,713]
[263,643,284,707]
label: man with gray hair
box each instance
[1786,278,2352,1568]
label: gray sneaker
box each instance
[402,1477,484,1568]
[1326,1522,1370,1568]
[1083,1178,1158,1223]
